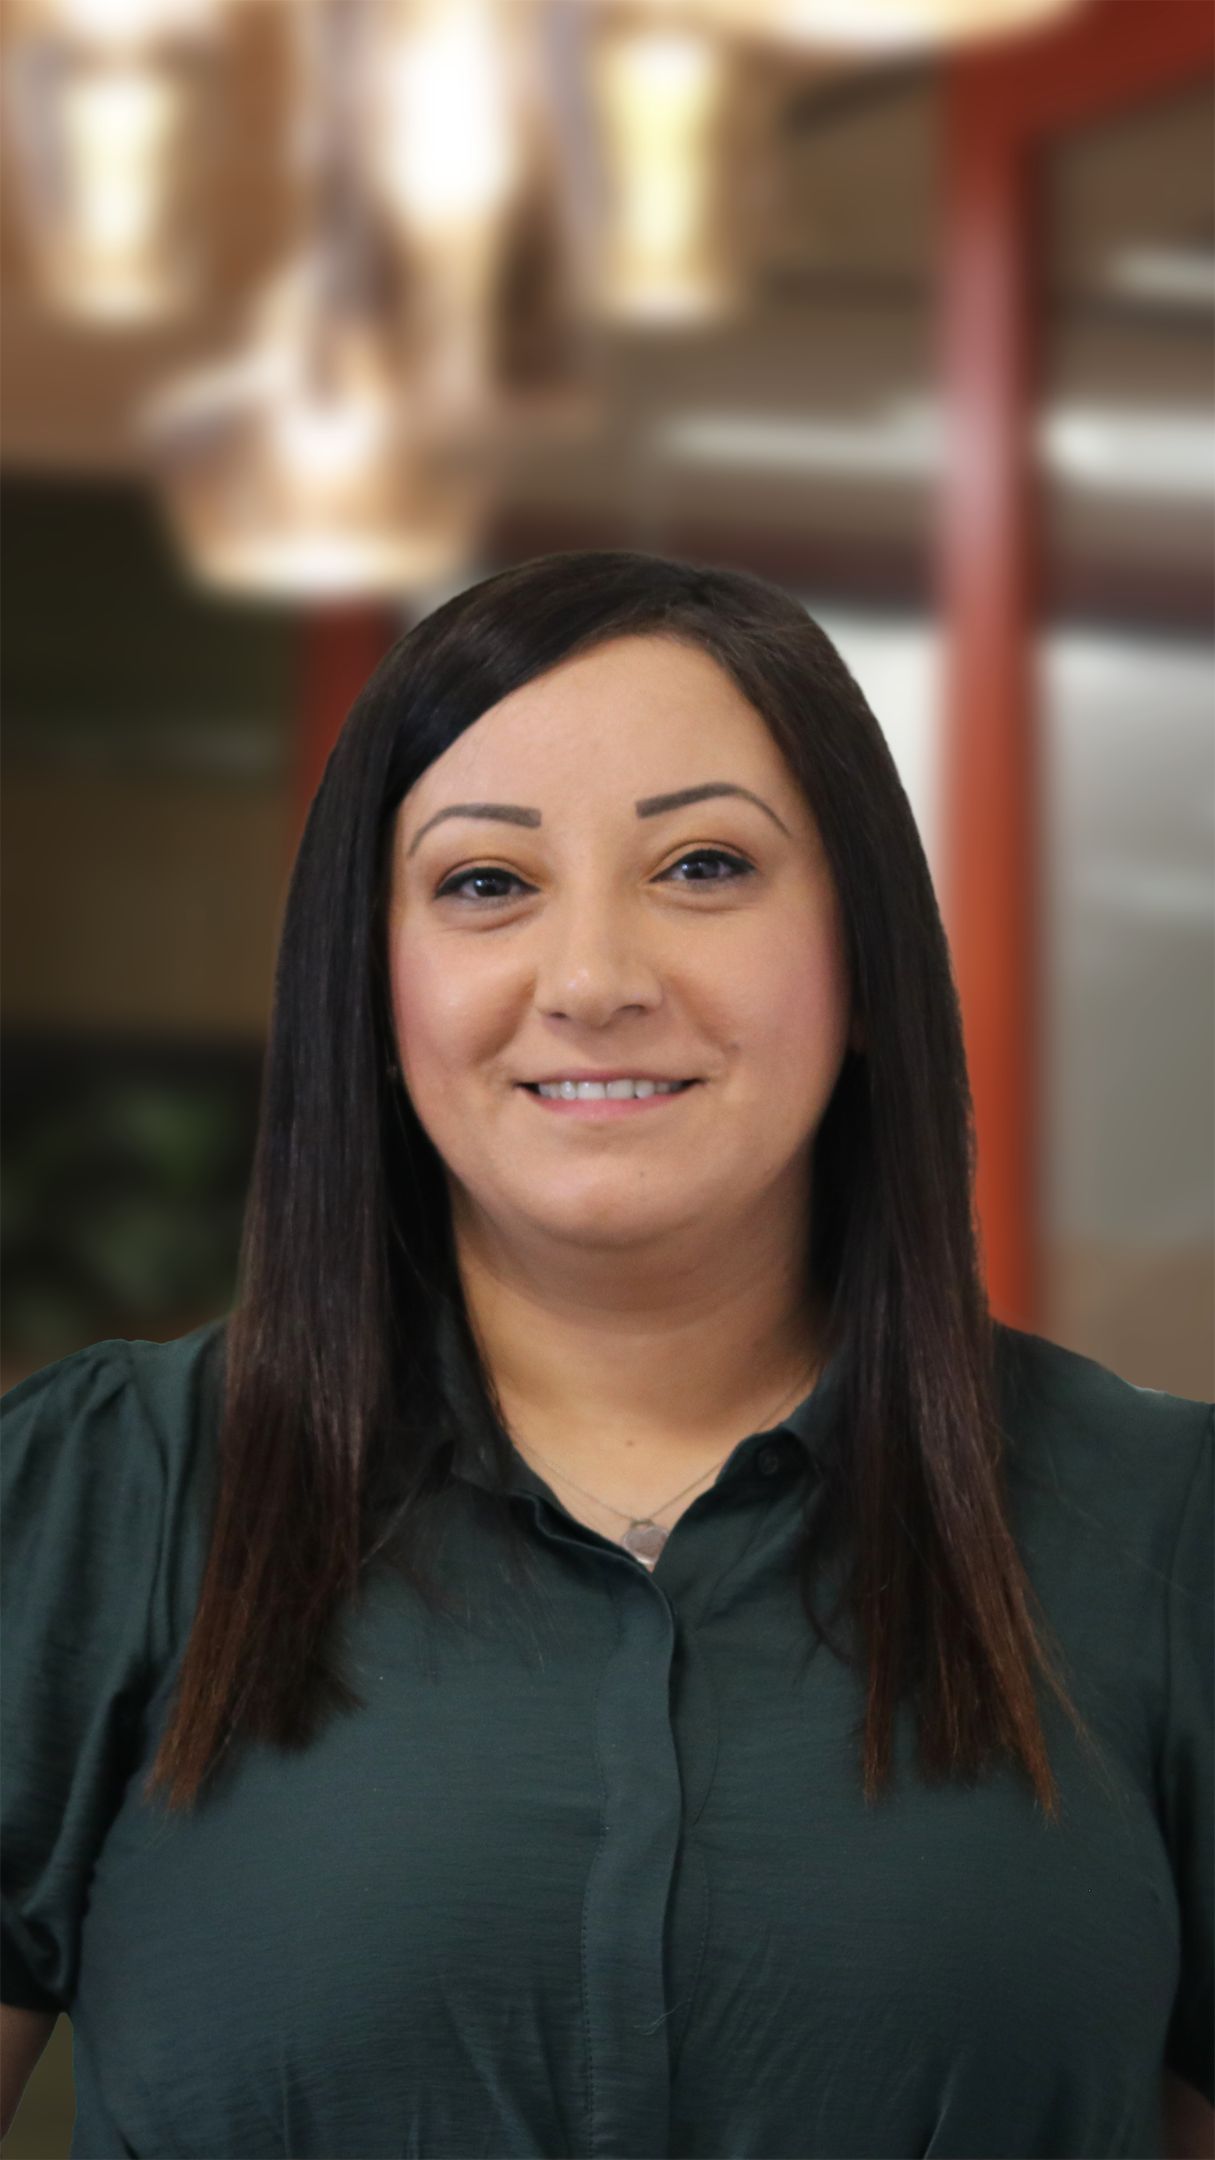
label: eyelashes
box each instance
[433,848,756,908]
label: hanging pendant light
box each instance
[599,0,1087,49]
[367,0,601,445]
[139,263,489,598]
[3,0,222,323]
[355,0,515,429]
[735,0,1087,43]
[138,0,491,598]
[590,10,735,325]
[370,0,524,244]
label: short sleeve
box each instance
[1160,1408,1214,2106]
[1,1339,169,2013]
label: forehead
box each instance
[403,635,783,802]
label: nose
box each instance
[532,891,664,1026]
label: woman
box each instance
[2,550,1210,2160]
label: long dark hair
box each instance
[146,548,1097,1816]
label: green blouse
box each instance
[1,1303,1211,2159]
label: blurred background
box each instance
[0,0,1212,2143]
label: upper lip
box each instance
[519,1071,700,1086]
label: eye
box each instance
[433,848,755,907]
[662,848,754,887]
[433,866,528,906]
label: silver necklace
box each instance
[512,1355,822,1572]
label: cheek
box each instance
[387,925,509,1089]
[733,914,852,1066]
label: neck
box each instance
[451,1239,826,1467]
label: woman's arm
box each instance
[0,2003,57,2143]
[1163,2067,1215,2160]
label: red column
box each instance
[292,606,400,856]
[938,0,1214,1332]
[938,67,1040,1331]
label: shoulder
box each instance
[2,1318,228,1455]
[1,1319,229,1659]
[992,1320,1211,1578]
[994,1319,1209,1443]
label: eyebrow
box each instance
[404,782,791,859]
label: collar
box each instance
[431,1289,845,1504]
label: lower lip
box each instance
[517,1082,701,1119]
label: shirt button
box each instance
[756,1441,787,1477]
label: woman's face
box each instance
[386,633,856,1269]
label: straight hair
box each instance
[145,549,1099,1817]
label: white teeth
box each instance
[535,1078,689,1101]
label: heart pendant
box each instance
[621,1519,668,1568]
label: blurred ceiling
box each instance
[1,3,1211,622]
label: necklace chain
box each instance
[511,1354,822,1566]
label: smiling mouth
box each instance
[518,1080,700,1095]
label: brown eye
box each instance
[434,868,529,905]
[660,849,753,885]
